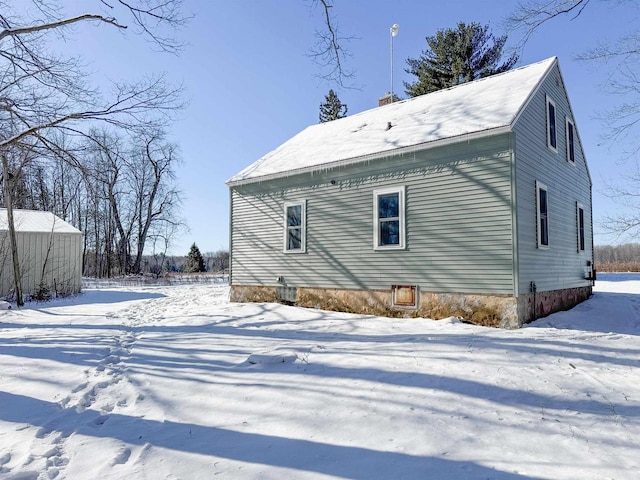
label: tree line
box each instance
[134,248,229,276]
[595,244,640,272]
[1,127,184,278]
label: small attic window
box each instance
[546,96,557,152]
[566,118,575,164]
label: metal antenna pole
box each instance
[390,24,399,102]
[390,28,393,99]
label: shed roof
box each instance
[228,57,557,186]
[0,209,81,234]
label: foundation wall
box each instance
[229,284,592,329]
[517,285,592,325]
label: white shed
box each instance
[0,209,83,300]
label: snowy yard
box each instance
[1,276,639,479]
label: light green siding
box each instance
[513,64,593,295]
[231,134,515,295]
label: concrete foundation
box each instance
[229,284,593,329]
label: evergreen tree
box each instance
[184,243,205,273]
[319,89,348,123]
[404,22,518,97]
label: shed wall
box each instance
[513,64,593,295]
[231,134,515,295]
[0,230,82,299]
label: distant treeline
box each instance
[83,249,229,278]
[596,244,640,272]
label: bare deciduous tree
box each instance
[85,129,134,274]
[129,128,184,274]
[80,127,184,277]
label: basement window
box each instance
[373,186,405,250]
[546,96,557,152]
[392,285,418,308]
[536,181,549,249]
[284,201,306,253]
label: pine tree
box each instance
[404,22,518,97]
[184,243,205,273]
[319,89,348,123]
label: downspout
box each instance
[228,187,233,287]
[509,132,520,299]
[590,183,595,286]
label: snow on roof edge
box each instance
[0,209,82,234]
[227,125,513,187]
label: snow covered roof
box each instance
[0,209,81,234]
[227,57,557,186]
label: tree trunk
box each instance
[2,154,24,306]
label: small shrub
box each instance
[32,282,52,302]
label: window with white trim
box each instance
[284,201,306,253]
[566,118,575,163]
[546,96,557,151]
[373,186,405,250]
[536,181,549,248]
[577,202,585,252]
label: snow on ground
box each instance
[1,275,639,479]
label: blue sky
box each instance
[61,0,639,254]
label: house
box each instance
[0,209,83,300]
[226,57,593,328]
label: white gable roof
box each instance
[0,209,81,234]
[228,57,557,186]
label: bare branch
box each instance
[307,0,357,88]
[0,14,126,42]
[115,0,191,54]
[506,0,591,47]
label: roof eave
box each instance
[226,125,513,187]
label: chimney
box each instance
[378,93,394,107]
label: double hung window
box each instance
[373,186,405,250]
[577,203,585,252]
[536,181,549,248]
[546,96,557,151]
[284,201,306,253]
